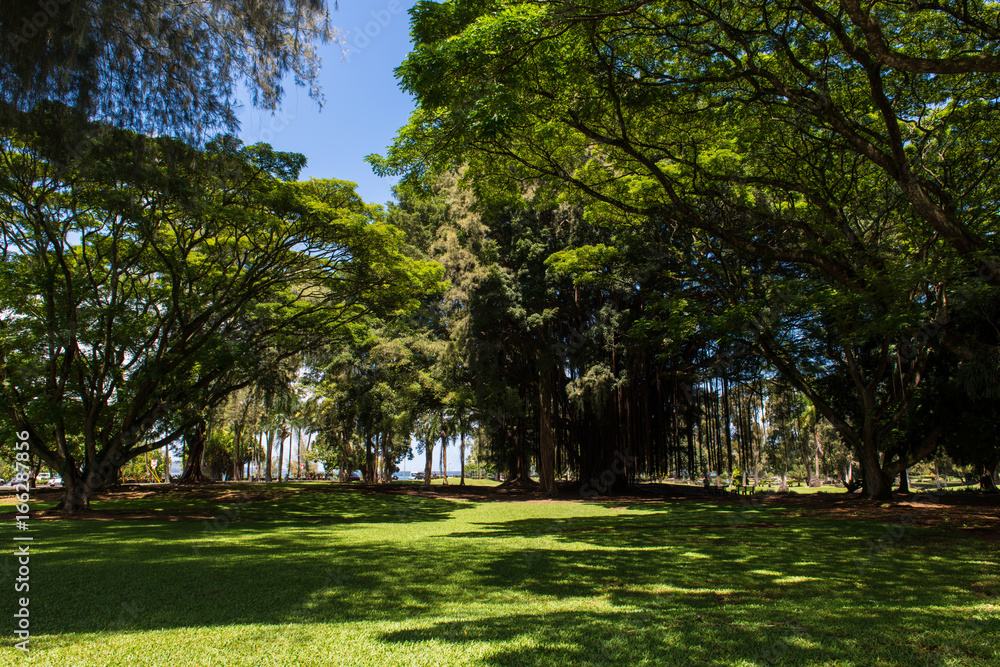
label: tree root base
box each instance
[172,475,216,485]
[497,475,539,490]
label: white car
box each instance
[48,476,64,488]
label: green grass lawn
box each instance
[2,485,997,666]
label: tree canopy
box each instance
[0,105,441,509]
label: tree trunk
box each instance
[364,434,374,484]
[898,467,910,493]
[377,432,383,483]
[440,442,448,485]
[802,444,815,488]
[248,434,255,481]
[339,443,350,483]
[55,447,131,512]
[810,427,823,487]
[302,431,312,478]
[858,443,894,500]
[233,423,242,481]
[276,423,287,483]
[382,431,394,483]
[265,428,274,482]
[56,474,91,513]
[440,415,449,485]
[460,429,466,486]
[685,403,695,481]
[29,455,42,489]
[511,417,535,486]
[882,425,942,496]
[844,462,862,493]
[424,439,433,486]
[754,385,764,486]
[723,376,733,476]
[538,366,557,495]
[711,378,722,479]
[752,442,760,487]
[980,462,999,493]
[179,420,211,483]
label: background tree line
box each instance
[369,0,1000,500]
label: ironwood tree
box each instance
[0,0,337,136]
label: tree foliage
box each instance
[371,0,1000,498]
[0,0,337,135]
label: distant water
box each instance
[167,469,468,480]
[399,471,464,478]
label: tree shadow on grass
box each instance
[442,501,858,550]
[25,484,466,526]
[377,611,807,666]
[377,605,990,667]
[229,485,467,525]
[16,492,999,667]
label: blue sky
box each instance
[236,0,419,207]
